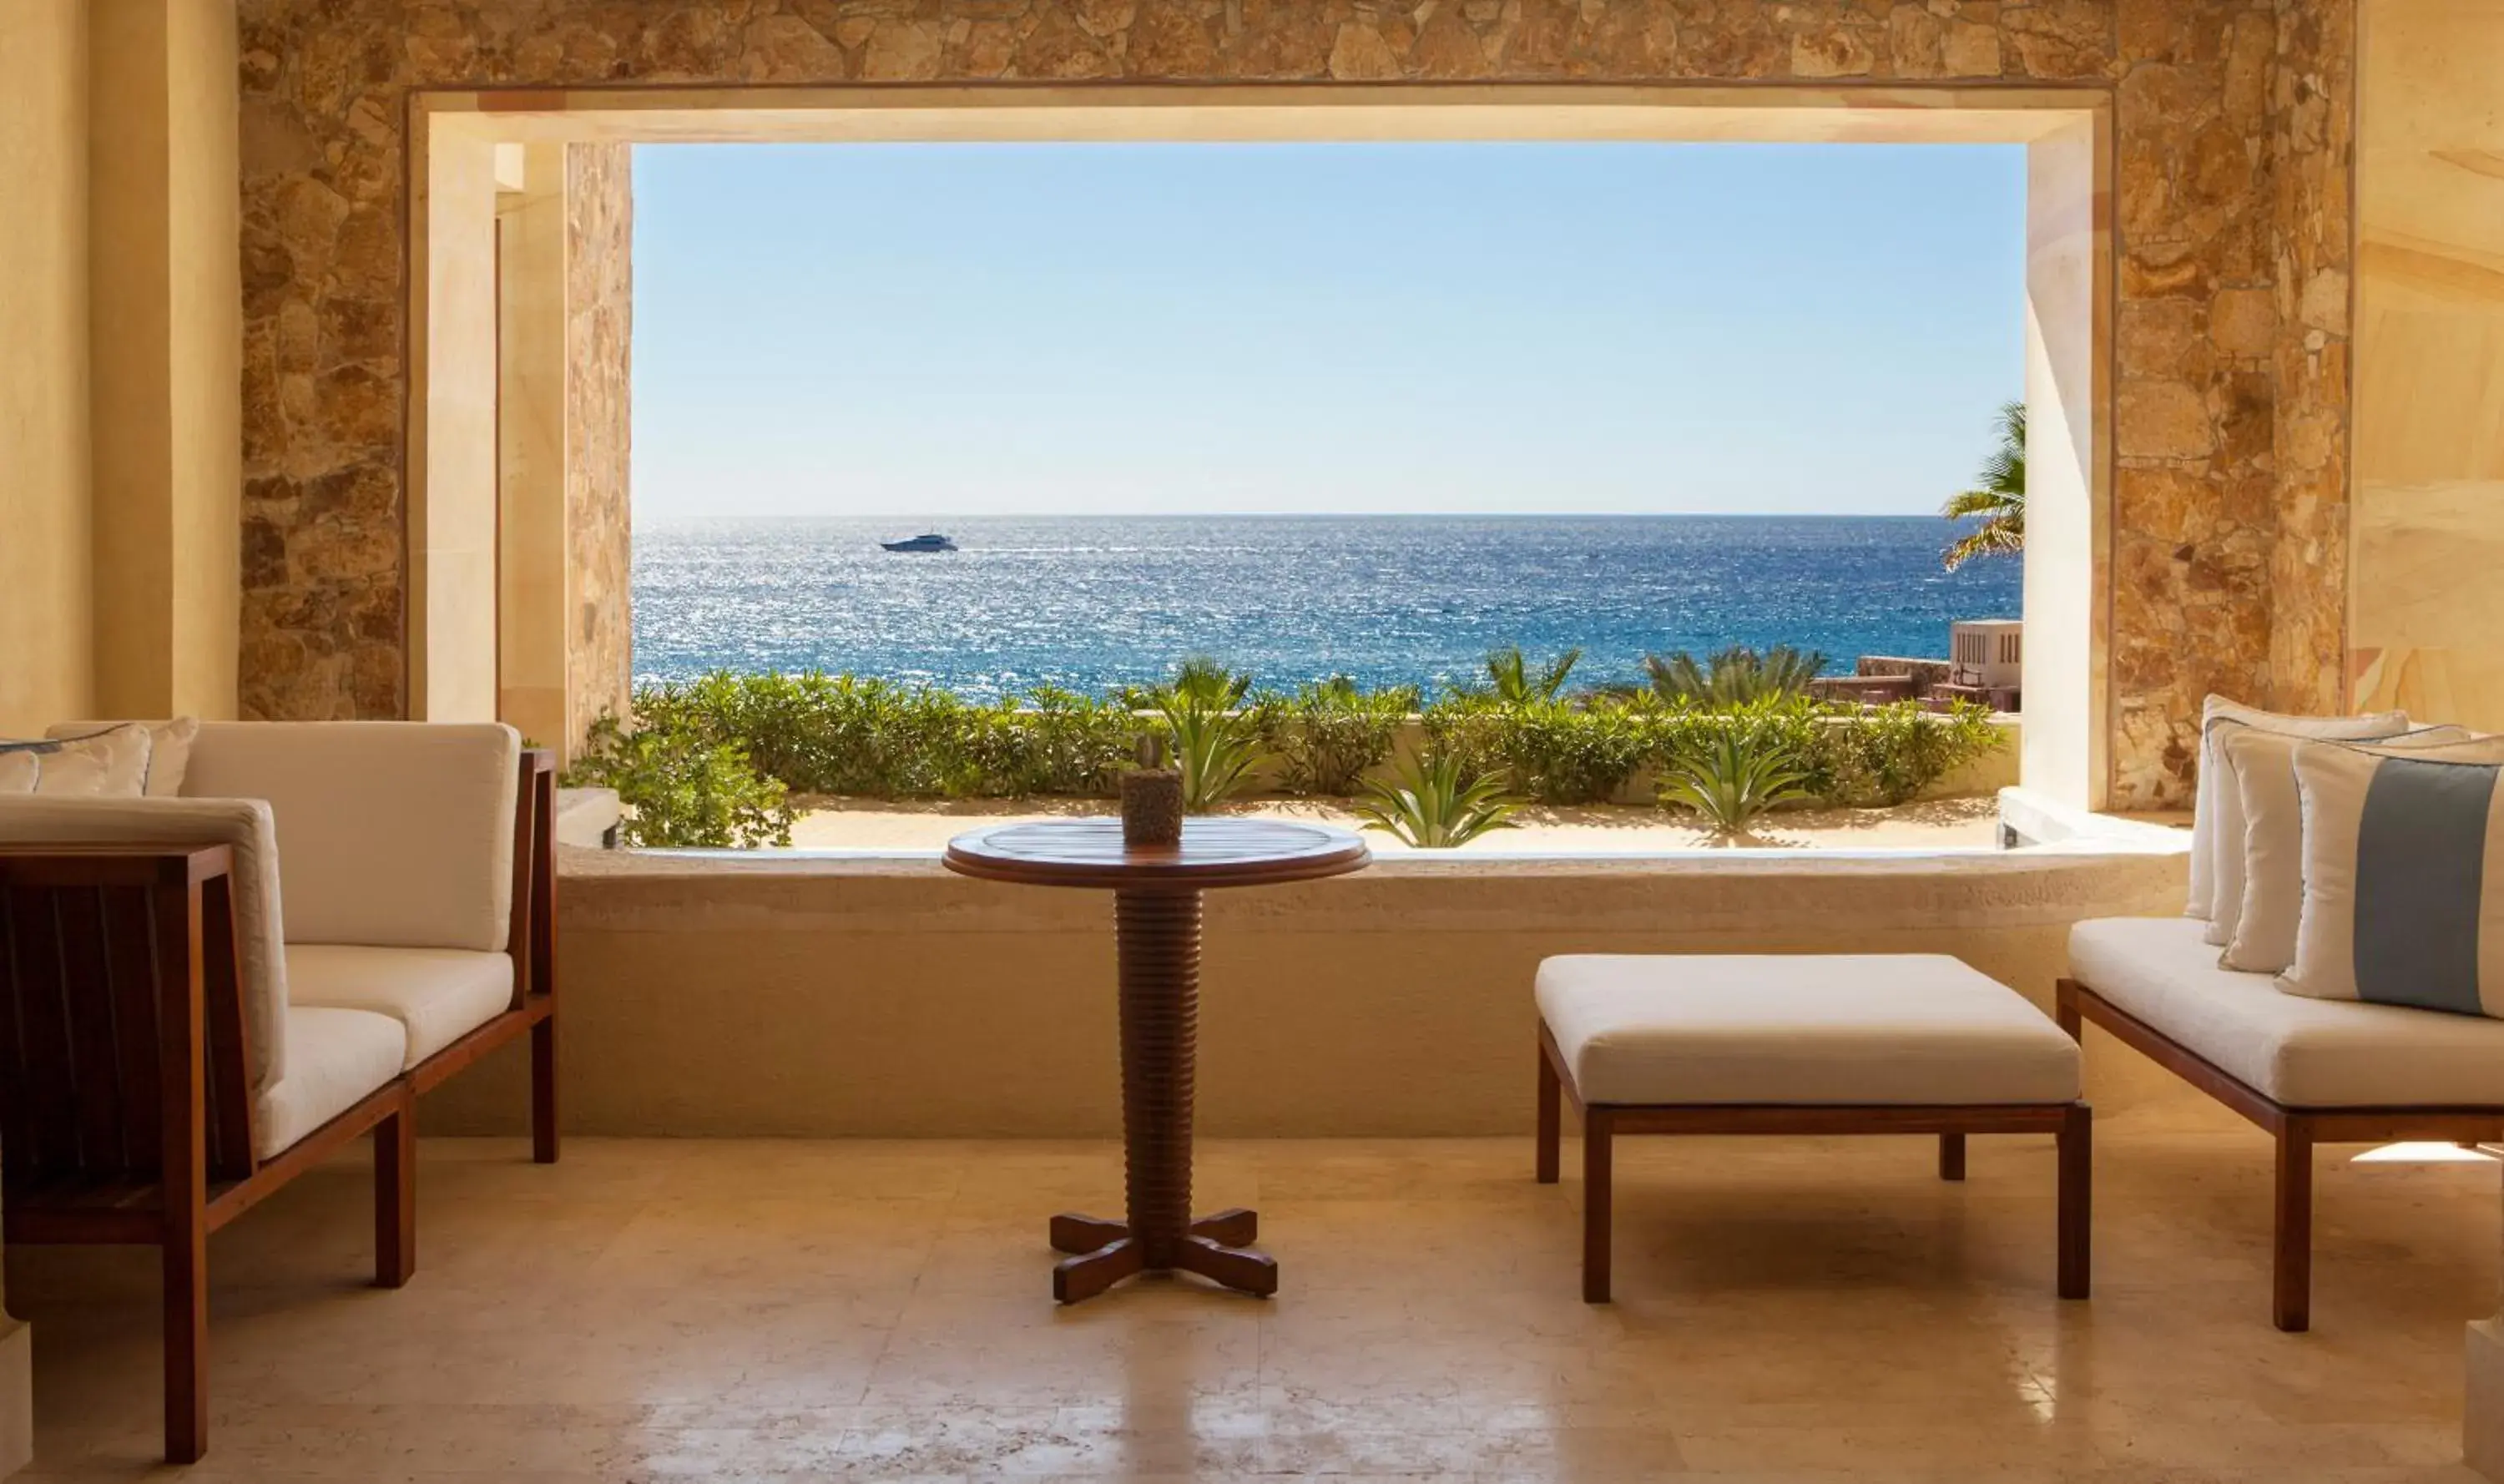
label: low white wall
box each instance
[423,840,2204,1139]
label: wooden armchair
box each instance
[0,724,558,1462]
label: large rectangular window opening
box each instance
[416,91,2109,853]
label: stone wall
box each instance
[565,142,634,745]
[232,0,2363,806]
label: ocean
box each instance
[632,515,2022,700]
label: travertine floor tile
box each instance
[3,1132,2496,1479]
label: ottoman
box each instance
[1535,954,2090,1302]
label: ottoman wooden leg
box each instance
[1537,1037,1562,1184]
[1938,1133,1966,1182]
[1582,1108,1613,1303]
[2057,1103,2092,1300]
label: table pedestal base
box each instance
[1049,1209,1276,1302]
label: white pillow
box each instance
[2188,697,2407,919]
[46,717,200,797]
[0,748,40,794]
[2219,724,2481,972]
[3,724,155,797]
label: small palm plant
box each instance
[1643,645,1828,707]
[1660,721,1811,835]
[1941,400,2026,571]
[1482,646,1582,704]
[1354,753,1520,849]
[1155,689,1268,812]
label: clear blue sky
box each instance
[631,142,2024,522]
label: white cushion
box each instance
[46,718,200,796]
[252,1006,404,1159]
[2189,699,2406,919]
[2069,916,2504,1106]
[0,795,291,1092]
[287,943,512,1069]
[1534,955,2081,1106]
[182,722,520,952]
[0,750,36,793]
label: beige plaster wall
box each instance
[2023,118,2110,808]
[423,849,2204,1140]
[87,0,241,721]
[231,1,2360,810]
[0,0,95,736]
[2350,0,2504,728]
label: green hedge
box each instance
[566,666,2009,845]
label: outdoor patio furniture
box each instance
[0,722,558,1462]
[2063,916,2504,1332]
[1535,953,2090,1303]
[943,816,1368,1304]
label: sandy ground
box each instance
[788,794,2012,852]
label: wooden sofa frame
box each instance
[0,750,559,1462]
[1536,1022,2091,1305]
[2057,976,2504,1333]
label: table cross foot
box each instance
[1176,1234,1279,1297]
[1052,1238,1143,1304]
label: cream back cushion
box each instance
[2284,742,2504,1017]
[181,722,520,952]
[2222,726,2483,972]
[2189,698,2407,919]
[0,796,290,1090]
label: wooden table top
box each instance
[942,817,1371,891]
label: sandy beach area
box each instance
[788,794,2014,853]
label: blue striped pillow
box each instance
[2283,741,2504,1017]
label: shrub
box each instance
[563,713,795,849]
[1807,699,2005,806]
[1421,694,1652,805]
[1642,645,1829,707]
[1355,754,1519,848]
[1659,715,1812,835]
[1274,676,1415,795]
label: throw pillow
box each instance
[45,717,200,797]
[0,724,154,797]
[2188,697,2408,920]
[2281,740,2504,1017]
[0,744,43,794]
[2221,725,2483,972]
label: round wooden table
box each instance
[943,817,1371,1303]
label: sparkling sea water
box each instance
[633,515,2022,700]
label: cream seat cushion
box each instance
[1534,955,2081,1106]
[287,944,512,1069]
[2069,916,2504,1106]
[254,1006,405,1159]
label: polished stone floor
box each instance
[6,1127,2496,1481]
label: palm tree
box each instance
[1941,401,2025,571]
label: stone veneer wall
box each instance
[233,0,2360,806]
[565,142,634,747]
